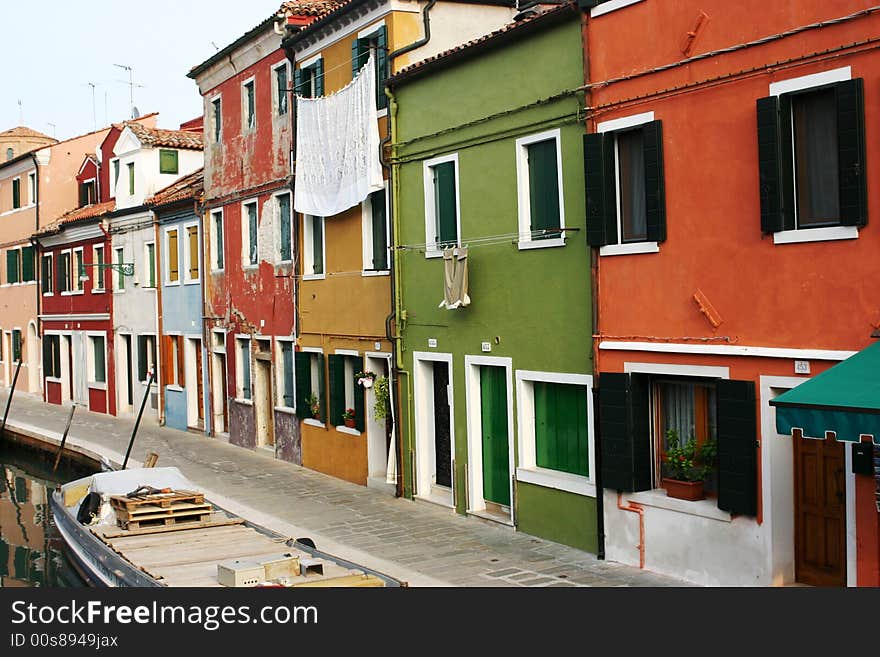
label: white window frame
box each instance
[515,129,566,251]
[126,163,135,197]
[27,172,36,206]
[210,94,222,144]
[109,158,120,198]
[41,252,53,297]
[357,20,388,118]
[767,66,859,246]
[334,348,361,436]
[361,181,390,275]
[241,199,259,269]
[210,209,225,272]
[113,246,126,293]
[183,221,200,284]
[241,76,256,134]
[301,346,325,428]
[272,59,291,116]
[422,153,461,259]
[274,191,293,264]
[86,331,108,389]
[515,370,596,497]
[302,214,326,280]
[92,245,106,293]
[143,241,156,288]
[71,247,85,294]
[11,176,22,210]
[42,331,63,383]
[275,337,296,413]
[163,226,180,286]
[235,335,253,403]
[298,54,323,99]
[595,111,661,257]
[591,0,645,18]
[58,248,73,295]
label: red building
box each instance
[586,0,880,586]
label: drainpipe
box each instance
[617,492,645,569]
[31,153,41,386]
[387,0,437,61]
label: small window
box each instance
[159,149,179,175]
[11,329,21,363]
[93,245,105,291]
[277,194,292,262]
[111,160,120,197]
[243,80,255,132]
[185,225,200,282]
[237,337,252,400]
[72,248,83,291]
[516,131,565,248]
[243,202,258,267]
[303,215,324,277]
[328,353,365,431]
[27,173,35,205]
[6,249,20,284]
[78,180,96,207]
[534,382,589,477]
[424,155,459,255]
[211,210,224,271]
[278,341,295,409]
[12,178,21,209]
[166,229,179,283]
[127,163,135,196]
[41,254,53,295]
[654,379,717,490]
[275,63,289,115]
[352,26,388,110]
[137,335,156,382]
[43,335,61,378]
[89,334,106,384]
[114,247,125,291]
[5,148,13,161]
[144,242,156,288]
[212,97,222,143]
[364,189,388,271]
[295,59,324,99]
[163,335,185,387]
[57,251,71,293]
[295,351,325,422]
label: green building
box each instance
[388,4,596,551]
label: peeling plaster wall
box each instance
[274,409,301,464]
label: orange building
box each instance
[585,0,880,586]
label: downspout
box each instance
[617,492,645,569]
[153,208,165,426]
[383,1,437,499]
[31,153,41,386]
[197,197,212,437]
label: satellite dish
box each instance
[132,106,141,119]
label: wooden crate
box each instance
[113,497,214,531]
[110,490,205,511]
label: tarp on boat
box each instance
[89,467,197,497]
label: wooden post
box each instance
[0,359,24,440]
[53,403,78,472]
[122,369,155,470]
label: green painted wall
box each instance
[517,482,598,553]
[393,15,596,552]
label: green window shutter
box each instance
[294,68,305,97]
[315,59,324,97]
[535,382,589,477]
[584,133,617,247]
[527,139,560,237]
[12,330,21,362]
[312,216,324,274]
[128,164,135,195]
[352,39,363,79]
[94,338,106,383]
[433,162,457,246]
[12,179,20,208]
[371,190,387,270]
[376,26,388,109]
[295,351,312,417]
[43,337,53,378]
[836,78,867,227]
[716,379,758,516]
[21,246,35,282]
[598,373,652,492]
[279,195,291,261]
[316,353,326,423]
[642,120,667,242]
[756,95,796,233]
[137,340,147,382]
[354,356,365,432]
[6,250,19,284]
[328,354,345,426]
[159,150,178,174]
[282,343,294,408]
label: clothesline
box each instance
[395,227,581,252]
[290,46,388,96]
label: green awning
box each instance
[771,341,880,444]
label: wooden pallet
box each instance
[113,498,215,531]
[119,511,213,532]
[110,490,205,511]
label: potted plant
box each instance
[342,408,356,429]
[355,371,377,389]
[662,429,717,501]
[306,393,320,420]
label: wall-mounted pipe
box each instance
[617,492,645,569]
[388,0,438,61]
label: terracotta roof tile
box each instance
[37,200,115,236]
[146,168,205,208]
[0,125,56,141]
[278,0,346,18]
[126,123,203,150]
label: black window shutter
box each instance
[584,132,617,247]
[293,68,304,97]
[756,96,796,233]
[642,120,666,243]
[599,373,652,492]
[376,26,388,110]
[315,58,324,97]
[354,356,366,433]
[836,78,867,227]
[716,379,758,516]
[294,351,312,418]
[42,336,52,377]
[328,354,345,426]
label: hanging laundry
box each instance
[439,247,471,310]
[294,54,384,217]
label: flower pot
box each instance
[359,378,374,389]
[344,418,356,429]
[662,478,705,501]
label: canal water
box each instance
[0,441,96,587]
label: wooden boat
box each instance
[50,467,402,588]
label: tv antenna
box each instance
[113,64,144,119]
[87,82,97,131]
[47,123,56,138]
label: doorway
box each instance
[185,337,204,430]
[794,433,846,587]
[413,352,454,507]
[365,353,394,489]
[27,322,38,392]
[254,339,274,449]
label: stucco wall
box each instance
[274,409,302,465]
[229,399,256,449]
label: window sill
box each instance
[302,274,325,281]
[599,242,660,257]
[242,265,259,272]
[45,376,62,384]
[183,280,200,286]
[303,418,325,428]
[165,385,185,392]
[61,291,85,296]
[591,0,645,18]
[772,225,858,245]
[517,238,566,251]
[43,293,54,297]
[87,382,108,391]
[235,398,253,406]
[626,489,732,523]
[376,108,388,119]
[91,289,106,294]
[210,268,225,275]
[516,467,595,498]
[335,425,361,437]
[361,270,390,277]
[274,406,297,416]
[113,290,126,295]
[164,281,181,287]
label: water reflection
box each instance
[0,451,86,587]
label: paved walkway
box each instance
[0,391,688,587]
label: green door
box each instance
[480,365,510,506]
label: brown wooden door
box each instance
[794,435,846,587]
[195,344,204,424]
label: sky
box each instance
[1,1,283,141]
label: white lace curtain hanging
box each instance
[293,53,384,218]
